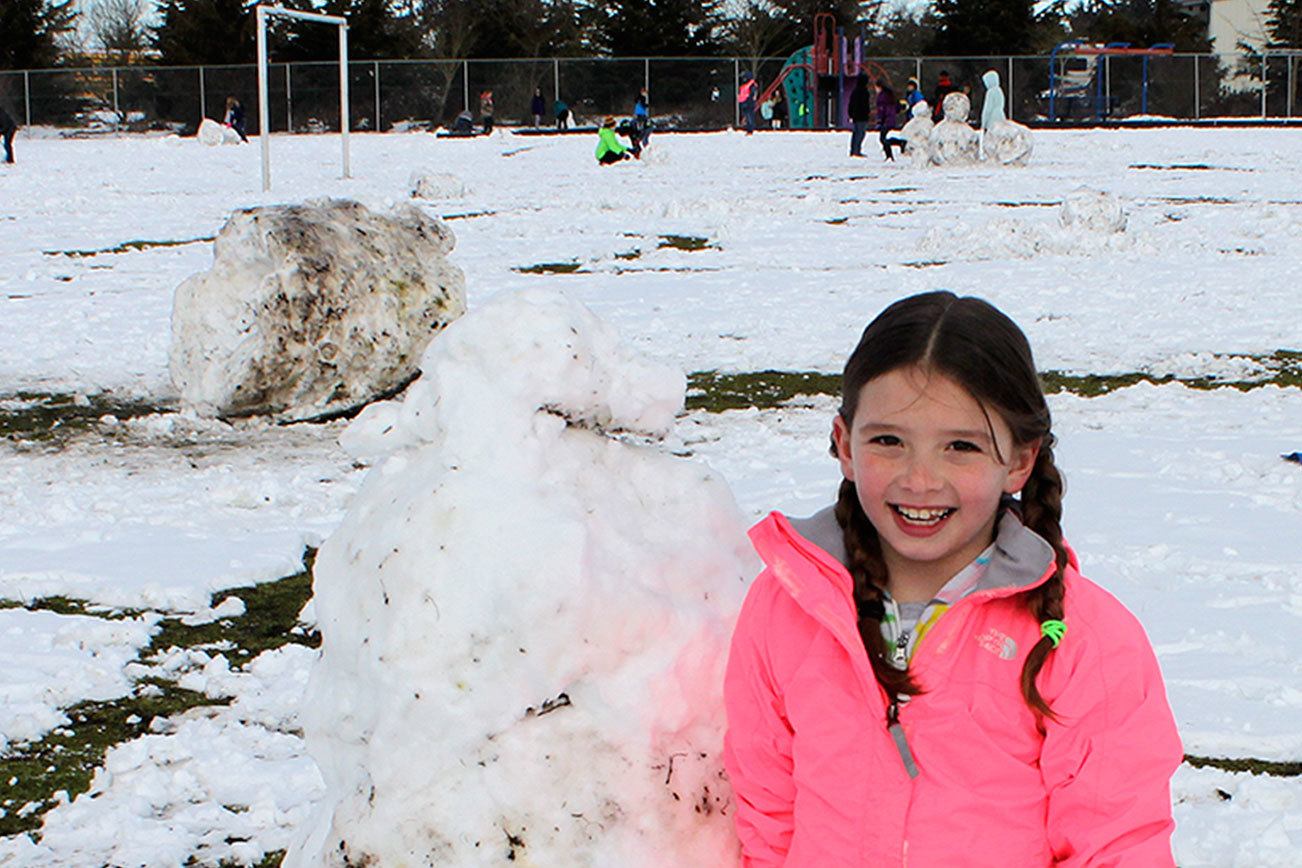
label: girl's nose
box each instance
[901,455,943,491]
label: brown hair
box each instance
[831,291,1066,716]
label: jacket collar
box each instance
[752,505,1070,612]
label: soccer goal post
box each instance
[256,4,351,192]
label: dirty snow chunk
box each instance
[0,609,157,751]
[290,289,756,867]
[169,198,466,422]
[929,92,979,166]
[1060,188,1127,233]
[982,119,1034,166]
[408,170,465,200]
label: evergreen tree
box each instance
[1065,0,1211,52]
[0,0,79,70]
[759,0,877,57]
[153,0,257,66]
[930,0,1037,55]
[277,0,423,61]
[588,0,723,56]
[1265,0,1302,47]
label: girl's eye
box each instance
[949,440,982,453]
[868,434,901,447]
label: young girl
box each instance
[724,291,1182,866]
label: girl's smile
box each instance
[832,366,1037,601]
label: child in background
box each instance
[595,115,631,165]
[0,106,16,164]
[223,96,248,142]
[530,88,545,127]
[479,89,494,134]
[724,290,1181,866]
[553,98,570,130]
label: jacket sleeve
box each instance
[723,573,796,867]
[1040,600,1182,866]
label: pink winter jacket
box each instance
[723,508,1182,867]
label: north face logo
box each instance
[976,627,1018,660]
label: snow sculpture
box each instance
[409,170,466,200]
[977,69,1033,166]
[170,198,465,422]
[287,288,755,867]
[929,91,980,166]
[1059,188,1127,234]
[197,118,224,147]
[982,120,1034,165]
[900,100,935,167]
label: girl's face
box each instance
[832,367,1037,588]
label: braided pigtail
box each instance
[1017,437,1068,718]
[834,479,922,699]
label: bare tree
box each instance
[88,0,149,63]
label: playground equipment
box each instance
[1047,41,1174,122]
[758,13,892,130]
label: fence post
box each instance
[644,57,650,95]
[553,57,559,104]
[915,57,921,89]
[286,64,293,132]
[733,58,740,128]
[112,67,120,130]
[23,70,31,126]
[1289,54,1295,117]
[1105,55,1111,117]
[463,59,469,112]
[1261,54,1267,118]
[374,60,381,132]
[1193,54,1199,120]
[1007,56,1014,121]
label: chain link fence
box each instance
[0,53,1298,134]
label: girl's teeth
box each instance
[896,506,951,523]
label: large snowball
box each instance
[287,289,755,866]
[169,198,466,422]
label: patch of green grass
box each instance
[0,682,227,837]
[0,391,174,445]
[1184,755,1302,777]
[146,553,320,661]
[513,261,585,274]
[657,234,714,252]
[686,370,841,413]
[0,552,319,841]
[686,351,1302,413]
[44,236,216,259]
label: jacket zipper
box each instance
[886,696,919,779]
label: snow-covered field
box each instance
[1,126,1300,865]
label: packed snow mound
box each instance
[290,289,756,867]
[982,119,1033,165]
[169,198,466,422]
[901,101,935,167]
[409,170,466,200]
[929,92,979,166]
[1060,187,1127,233]
[919,197,1138,261]
[197,118,239,146]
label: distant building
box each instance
[1206,0,1271,55]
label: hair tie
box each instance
[1040,619,1066,648]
